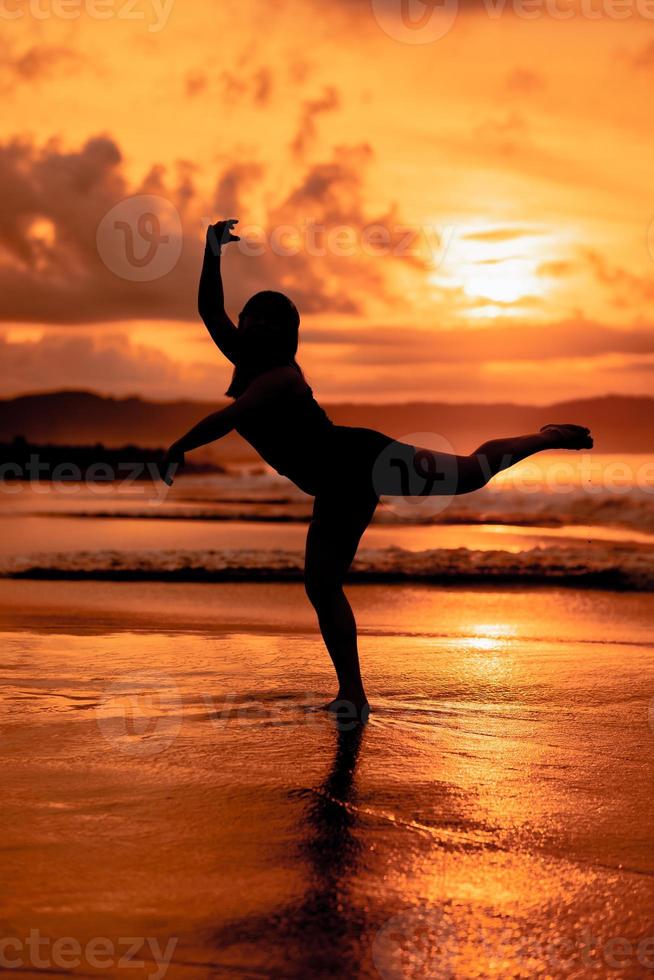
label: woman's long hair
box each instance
[226,290,304,398]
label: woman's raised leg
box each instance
[454,423,593,493]
[378,423,593,497]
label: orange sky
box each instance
[2,0,654,403]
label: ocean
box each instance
[1,452,653,590]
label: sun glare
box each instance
[430,224,557,314]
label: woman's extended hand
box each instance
[206,219,240,256]
[160,442,185,486]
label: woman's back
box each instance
[234,367,335,495]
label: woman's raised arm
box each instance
[198,218,241,364]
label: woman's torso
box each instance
[235,368,395,496]
[235,372,337,495]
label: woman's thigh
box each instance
[328,425,464,498]
[305,487,379,587]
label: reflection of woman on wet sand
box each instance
[163,219,594,720]
[206,725,366,975]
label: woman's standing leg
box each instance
[304,489,378,717]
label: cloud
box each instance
[0,134,202,324]
[253,67,274,106]
[0,133,430,325]
[0,42,83,89]
[200,65,276,106]
[184,70,208,98]
[505,68,545,94]
[585,249,654,305]
[291,86,340,159]
[302,319,654,364]
[632,41,654,69]
[0,331,217,399]
[537,260,576,278]
[473,112,531,158]
[463,226,542,243]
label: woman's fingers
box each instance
[225,218,240,242]
[208,219,240,245]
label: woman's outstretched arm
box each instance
[198,218,241,364]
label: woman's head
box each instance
[226,290,302,398]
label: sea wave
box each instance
[3,541,653,590]
[27,490,654,535]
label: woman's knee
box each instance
[454,454,490,494]
[304,570,343,609]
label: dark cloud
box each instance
[0,43,82,88]
[0,134,428,325]
[0,135,201,324]
[215,65,275,106]
[253,67,274,106]
[291,86,340,159]
[184,70,208,98]
[0,331,212,399]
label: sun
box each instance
[429,223,556,314]
[460,258,544,304]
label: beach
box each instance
[2,460,654,977]
[2,580,654,978]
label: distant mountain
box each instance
[0,390,651,458]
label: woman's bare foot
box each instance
[540,423,593,450]
[323,695,370,725]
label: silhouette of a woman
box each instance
[164,219,593,719]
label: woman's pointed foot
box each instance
[540,423,593,450]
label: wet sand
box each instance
[1,580,654,978]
